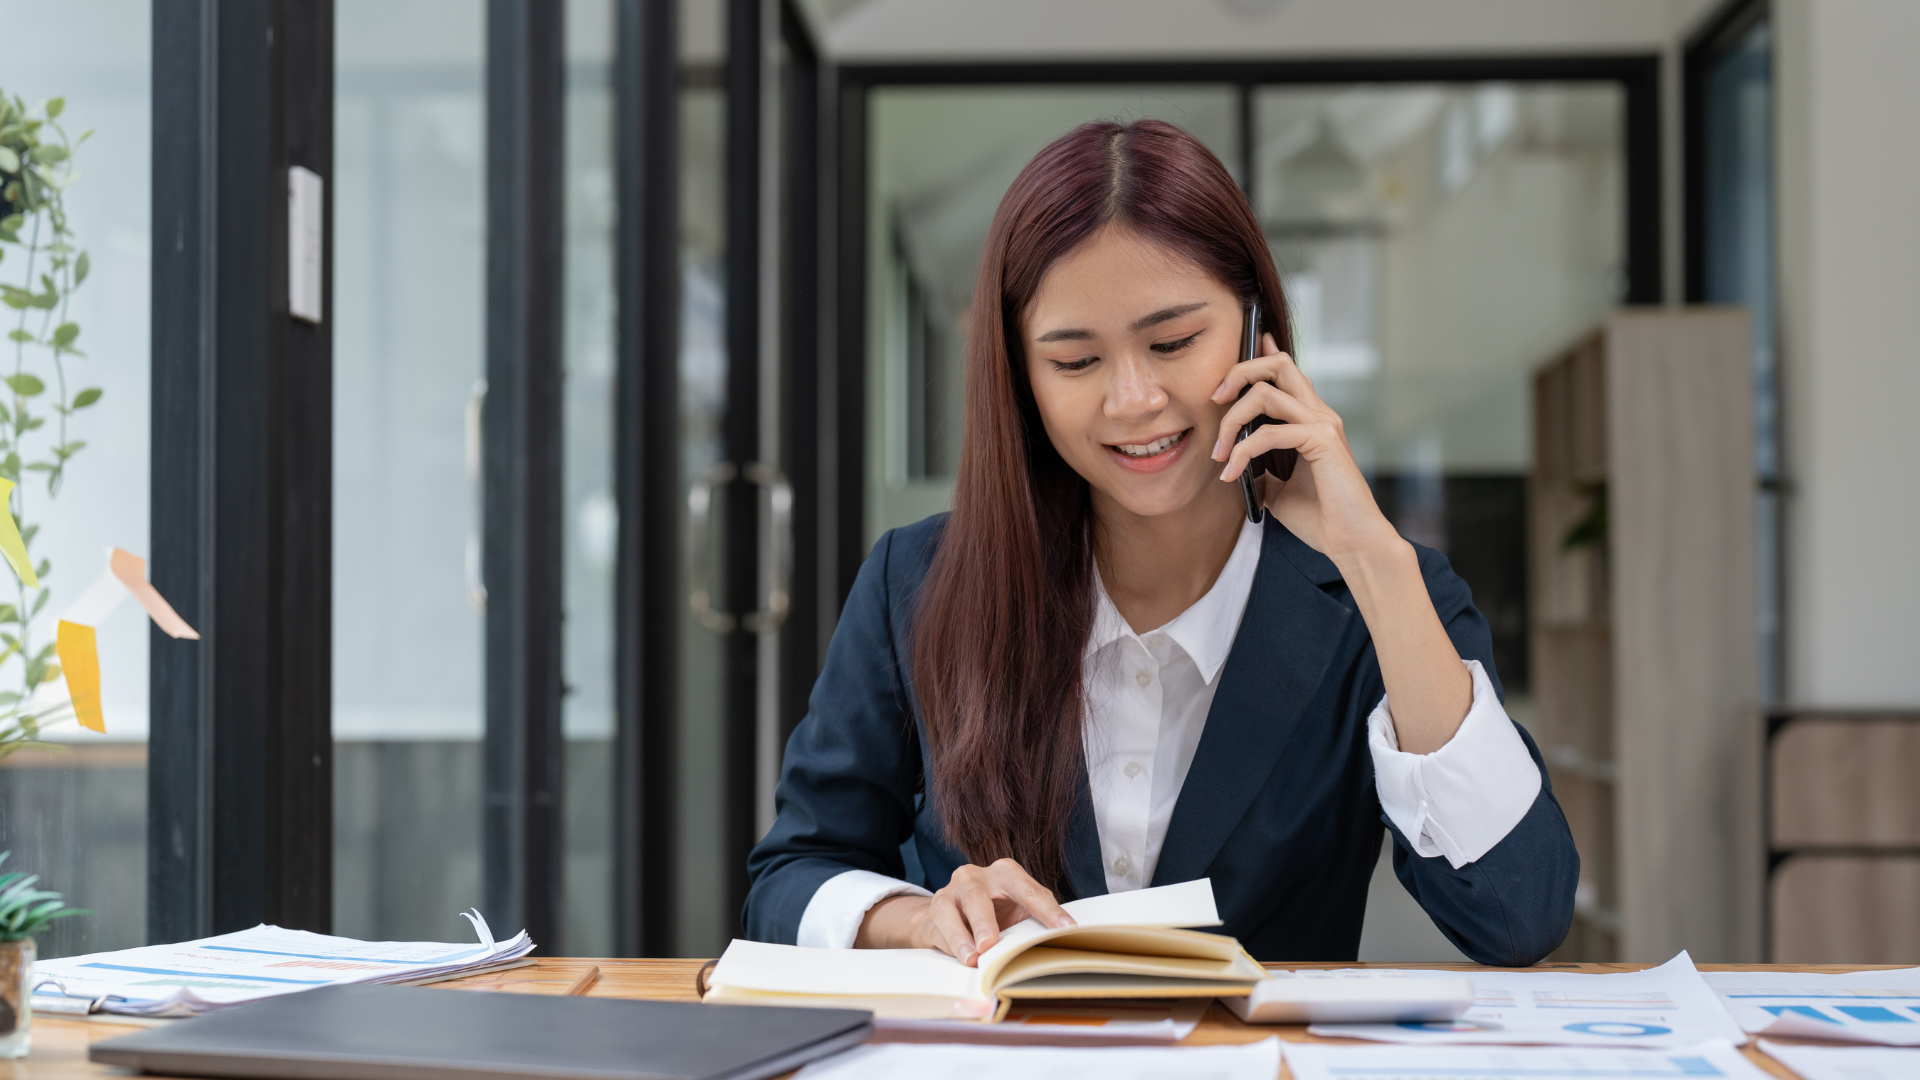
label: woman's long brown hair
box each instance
[911,119,1293,891]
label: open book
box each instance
[704,879,1265,1021]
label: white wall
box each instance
[802,0,1718,61]
[1775,0,1920,707]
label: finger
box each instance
[954,884,1004,956]
[1218,422,1315,482]
[989,862,1074,930]
[1209,383,1318,461]
[927,894,981,964]
[1213,346,1321,409]
[1210,350,1298,403]
[1268,347,1324,408]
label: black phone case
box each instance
[1236,302,1298,523]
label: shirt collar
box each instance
[1084,517,1265,685]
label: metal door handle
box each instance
[687,462,737,632]
[741,463,792,633]
[465,379,488,612]
[687,461,792,634]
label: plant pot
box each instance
[0,937,31,1057]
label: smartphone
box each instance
[1235,301,1299,524]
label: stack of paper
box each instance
[31,910,533,1018]
[1760,1039,1920,1080]
[793,1037,1281,1080]
[1304,952,1748,1048]
[1704,967,1920,1045]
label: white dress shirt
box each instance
[794,519,1543,949]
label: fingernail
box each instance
[1220,465,1232,481]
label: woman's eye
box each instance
[1151,331,1201,355]
[1049,356,1098,373]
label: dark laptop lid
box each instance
[90,983,872,1080]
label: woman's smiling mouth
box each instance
[1105,428,1192,473]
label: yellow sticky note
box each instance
[55,619,103,733]
[0,478,37,589]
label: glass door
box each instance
[332,0,488,944]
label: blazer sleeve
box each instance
[742,528,925,944]
[1381,546,1580,967]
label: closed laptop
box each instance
[90,983,872,1080]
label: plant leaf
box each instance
[0,147,15,173]
[28,590,46,617]
[71,387,100,409]
[73,250,88,285]
[51,322,77,348]
[45,97,63,119]
[5,374,43,397]
[4,330,28,343]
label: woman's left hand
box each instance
[1208,333,1400,562]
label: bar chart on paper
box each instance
[1704,969,1920,1045]
[1280,1040,1774,1080]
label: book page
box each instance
[976,879,1221,976]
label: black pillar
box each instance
[482,0,566,950]
[149,0,335,942]
[614,0,681,958]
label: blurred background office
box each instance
[0,0,1913,966]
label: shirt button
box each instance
[1134,670,1151,687]
[1113,855,1132,876]
[1123,761,1142,779]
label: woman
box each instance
[745,119,1577,967]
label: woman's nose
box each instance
[1104,354,1167,418]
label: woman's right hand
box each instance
[853,858,1076,966]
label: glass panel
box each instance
[563,0,617,957]
[1254,83,1623,962]
[864,87,1240,545]
[1703,19,1777,703]
[676,43,730,958]
[0,0,151,958]
[1256,83,1624,700]
[333,0,488,942]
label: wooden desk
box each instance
[22,959,1894,1080]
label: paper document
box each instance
[1309,953,1747,1047]
[31,912,533,1017]
[873,1000,1206,1044]
[793,1037,1280,1080]
[1282,1039,1770,1080]
[1704,967,1920,1045]
[1759,1039,1920,1080]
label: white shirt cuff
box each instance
[795,869,933,949]
[1368,659,1542,869]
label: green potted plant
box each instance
[0,852,83,1057]
[0,89,105,757]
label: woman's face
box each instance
[1022,225,1245,523]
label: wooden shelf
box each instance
[1530,309,1760,963]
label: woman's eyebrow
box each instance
[1035,302,1209,343]
[1129,301,1207,331]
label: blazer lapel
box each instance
[1063,757,1108,900]
[1150,517,1356,887]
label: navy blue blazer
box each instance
[745,513,1578,966]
